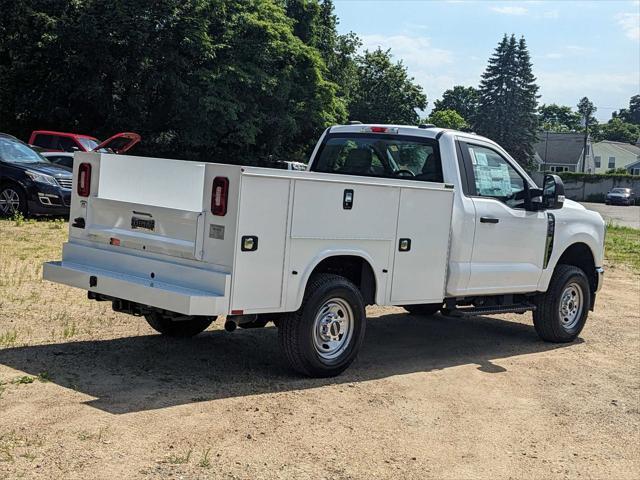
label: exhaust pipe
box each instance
[224,319,237,332]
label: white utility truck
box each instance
[44,124,605,377]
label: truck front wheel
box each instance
[144,312,216,337]
[533,264,590,342]
[278,274,366,377]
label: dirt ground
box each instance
[0,219,639,479]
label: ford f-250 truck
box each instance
[43,124,606,377]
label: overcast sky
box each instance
[334,0,640,121]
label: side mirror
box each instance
[542,174,565,210]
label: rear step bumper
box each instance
[43,243,230,316]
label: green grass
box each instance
[605,225,640,273]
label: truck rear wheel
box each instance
[533,264,590,342]
[278,274,366,377]
[403,303,442,316]
[144,312,216,337]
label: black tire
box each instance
[403,303,442,316]
[0,183,27,217]
[278,273,366,377]
[533,264,590,342]
[144,312,215,337]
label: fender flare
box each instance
[292,248,382,311]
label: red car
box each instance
[28,130,140,154]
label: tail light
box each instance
[78,163,91,197]
[369,126,388,133]
[211,176,229,216]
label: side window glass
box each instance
[58,137,77,152]
[33,135,53,148]
[468,145,526,208]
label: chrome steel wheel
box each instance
[312,297,354,361]
[0,188,20,215]
[559,282,584,330]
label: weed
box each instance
[63,322,78,339]
[0,329,17,347]
[11,211,24,227]
[198,447,212,468]
[37,372,52,382]
[12,376,35,385]
[166,447,193,465]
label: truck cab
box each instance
[43,124,605,377]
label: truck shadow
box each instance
[0,312,581,414]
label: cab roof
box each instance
[327,123,491,144]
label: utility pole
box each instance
[581,114,588,173]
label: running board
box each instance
[446,303,536,317]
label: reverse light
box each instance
[77,163,91,197]
[212,176,229,216]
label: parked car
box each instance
[29,130,140,154]
[605,187,635,206]
[0,133,72,216]
[44,124,605,377]
[41,152,74,171]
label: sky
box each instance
[333,0,640,121]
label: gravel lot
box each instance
[581,202,640,229]
[1,220,639,479]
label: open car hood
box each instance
[93,132,141,154]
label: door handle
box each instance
[480,217,499,224]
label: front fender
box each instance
[537,206,605,291]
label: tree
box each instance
[0,0,345,163]
[284,0,360,109]
[349,48,427,124]
[612,94,640,125]
[597,118,640,143]
[431,86,479,125]
[476,34,540,167]
[538,104,581,132]
[428,109,468,130]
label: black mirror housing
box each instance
[542,174,565,210]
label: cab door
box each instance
[459,141,547,294]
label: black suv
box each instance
[0,133,72,216]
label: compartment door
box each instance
[390,187,454,304]
[231,175,291,311]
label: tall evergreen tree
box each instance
[476,34,539,167]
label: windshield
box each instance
[0,137,49,164]
[611,188,629,193]
[312,133,443,182]
[78,138,101,151]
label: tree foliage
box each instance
[0,0,345,163]
[348,48,427,124]
[612,95,640,125]
[476,34,539,167]
[428,109,468,130]
[538,104,581,132]
[431,86,478,125]
[595,118,640,143]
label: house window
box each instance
[594,156,601,168]
[608,157,616,169]
[633,168,640,175]
[549,166,570,173]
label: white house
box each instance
[592,140,640,174]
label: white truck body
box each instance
[44,124,606,376]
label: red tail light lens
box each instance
[211,177,229,216]
[369,126,388,133]
[78,163,91,197]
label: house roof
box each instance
[594,140,640,157]
[625,159,640,170]
[533,132,587,165]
